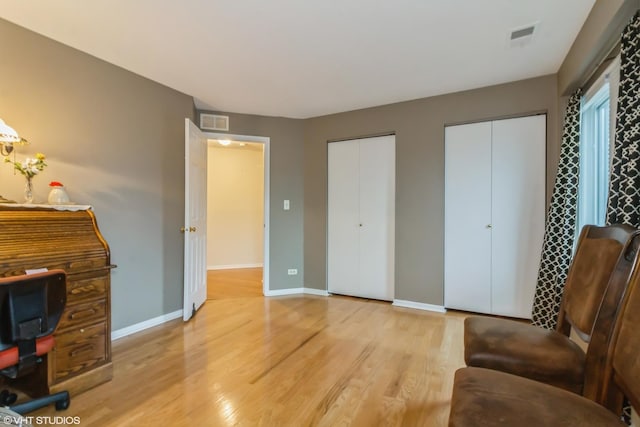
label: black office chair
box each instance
[0,270,70,414]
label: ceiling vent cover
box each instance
[509,22,538,47]
[200,114,229,131]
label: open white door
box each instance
[183,118,207,321]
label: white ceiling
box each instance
[0,0,595,119]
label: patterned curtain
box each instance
[605,12,640,426]
[531,91,581,330]
[607,11,640,228]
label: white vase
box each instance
[48,186,70,204]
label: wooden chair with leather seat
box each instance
[464,224,637,399]
[0,270,71,414]
[448,232,640,426]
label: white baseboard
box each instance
[392,299,447,313]
[303,288,330,296]
[264,287,304,296]
[208,263,263,270]
[111,309,183,341]
[263,287,330,297]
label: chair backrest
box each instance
[582,230,640,402]
[0,270,66,353]
[602,240,640,415]
[556,224,636,339]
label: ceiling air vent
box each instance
[200,114,229,131]
[509,22,537,47]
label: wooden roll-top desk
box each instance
[0,205,113,397]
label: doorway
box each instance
[203,132,270,298]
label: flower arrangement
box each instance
[4,152,47,178]
[4,153,47,203]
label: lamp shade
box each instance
[0,119,24,143]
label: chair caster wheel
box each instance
[55,398,70,411]
[0,390,17,405]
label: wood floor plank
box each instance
[28,292,466,426]
[207,268,263,299]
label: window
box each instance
[576,82,611,234]
[575,55,620,240]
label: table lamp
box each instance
[0,119,28,203]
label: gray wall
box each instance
[558,0,638,96]
[304,75,559,305]
[556,0,637,140]
[196,111,305,290]
[0,19,194,330]
[301,0,638,306]
[1,0,634,329]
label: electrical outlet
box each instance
[287,268,298,275]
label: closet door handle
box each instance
[486,224,492,229]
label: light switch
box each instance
[284,200,290,210]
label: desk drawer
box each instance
[53,322,107,382]
[65,257,108,273]
[67,275,108,304]
[57,299,107,331]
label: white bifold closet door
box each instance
[444,122,494,314]
[328,135,395,301]
[444,115,546,318]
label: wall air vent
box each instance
[200,114,229,131]
[509,22,538,47]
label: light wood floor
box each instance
[31,293,466,426]
[207,268,263,299]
